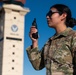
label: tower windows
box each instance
[12,67,14,70]
[14,17,16,19]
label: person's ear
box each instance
[61,13,67,21]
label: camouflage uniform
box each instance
[26,28,76,75]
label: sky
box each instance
[24,0,76,75]
[0,0,76,75]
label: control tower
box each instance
[0,1,30,75]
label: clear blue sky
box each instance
[24,0,76,75]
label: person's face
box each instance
[46,8,63,28]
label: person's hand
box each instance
[29,26,38,48]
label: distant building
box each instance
[0,0,26,6]
[0,3,29,75]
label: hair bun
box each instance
[68,18,76,27]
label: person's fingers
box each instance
[30,26,37,34]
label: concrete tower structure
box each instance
[0,4,30,75]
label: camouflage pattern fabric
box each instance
[26,27,76,75]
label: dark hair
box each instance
[50,4,76,28]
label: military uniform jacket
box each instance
[26,28,76,75]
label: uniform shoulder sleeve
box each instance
[71,31,76,53]
[26,46,45,70]
[71,31,76,74]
